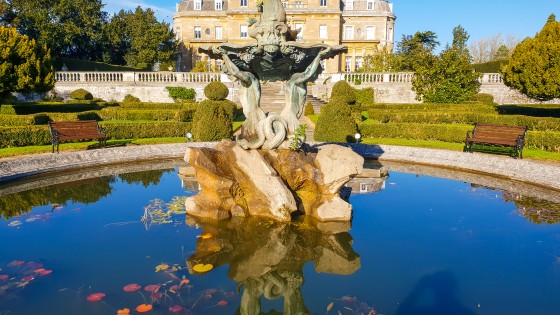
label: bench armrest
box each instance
[97,125,106,137]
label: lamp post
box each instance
[186,132,193,142]
[354,132,362,143]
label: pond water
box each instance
[1,162,560,315]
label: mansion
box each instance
[173,0,396,73]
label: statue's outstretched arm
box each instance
[220,51,255,86]
[291,48,331,84]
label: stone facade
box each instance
[173,0,396,73]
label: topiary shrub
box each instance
[355,87,374,106]
[314,99,358,142]
[204,82,229,101]
[469,93,495,104]
[304,102,315,116]
[69,89,93,100]
[166,87,196,103]
[330,80,356,105]
[123,94,141,103]
[0,105,16,115]
[192,101,233,141]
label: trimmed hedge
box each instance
[0,121,192,148]
[0,105,16,115]
[304,102,315,116]
[197,99,236,120]
[99,108,195,122]
[204,82,229,100]
[365,111,560,131]
[330,81,356,105]
[314,100,358,142]
[192,102,232,141]
[1,103,103,114]
[118,102,197,110]
[496,105,560,118]
[359,123,560,152]
[70,89,93,100]
[166,87,196,102]
[123,94,141,103]
[364,103,497,112]
[356,87,375,106]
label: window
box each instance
[295,23,303,42]
[295,1,303,8]
[194,0,202,10]
[282,1,287,8]
[194,26,201,39]
[240,25,248,38]
[240,0,247,6]
[345,57,352,72]
[319,25,327,39]
[346,0,353,10]
[344,25,354,40]
[175,27,182,41]
[367,0,374,10]
[216,59,223,71]
[360,183,368,193]
[215,26,223,40]
[215,0,222,10]
[366,26,375,40]
[320,0,327,7]
[355,56,363,71]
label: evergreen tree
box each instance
[501,14,560,100]
[103,7,176,67]
[360,48,401,72]
[0,26,54,100]
[395,31,440,71]
[4,0,106,60]
[412,26,480,103]
[493,45,510,60]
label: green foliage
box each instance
[304,102,315,116]
[53,57,140,72]
[314,99,358,142]
[355,88,375,106]
[102,7,176,66]
[166,87,196,103]
[473,60,508,73]
[204,82,229,101]
[0,105,16,115]
[493,45,510,61]
[395,31,440,71]
[330,81,356,105]
[0,126,52,147]
[469,93,494,104]
[501,15,560,100]
[70,89,93,101]
[361,48,402,72]
[99,108,194,122]
[192,101,232,141]
[5,0,106,60]
[123,94,141,103]
[1,102,103,114]
[412,26,480,103]
[289,124,307,150]
[119,102,197,110]
[118,169,171,187]
[0,26,54,99]
[100,121,191,140]
[190,61,211,72]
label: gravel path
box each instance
[1,142,559,191]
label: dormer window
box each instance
[194,0,202,10]
[346,0,353,10]
[320,0,327,7]
[215,0,222,10]
[240,0,247,7]
[367,0,374,10]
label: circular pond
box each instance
[0,160,559,315]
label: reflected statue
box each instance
[185,216,360,315]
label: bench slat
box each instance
[464,123,527,158]
[49,120,106,153]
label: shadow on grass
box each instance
[496,105,560,118]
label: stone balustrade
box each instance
[55,71,223,84]
[323,72,504,84]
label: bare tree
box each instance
[468,33,522,63]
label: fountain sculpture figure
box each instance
[185,0,363,222]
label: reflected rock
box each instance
[184,140,363,222]
[185,216,360,314]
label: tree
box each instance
[4,0,106,60]
[103,7,176,67]
[412,26,480,103]
[360,48,401,72]
[0,26,54,100]
[493,45,510,61]
[468,33,521,63]
[501,14,560,100]
[395,31,440,71]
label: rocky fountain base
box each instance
[184,140,364,222]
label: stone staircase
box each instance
[259,81,319,141]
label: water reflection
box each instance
[185,216,360,315]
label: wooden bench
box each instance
[49,120,106,153]
[464,123,528,159]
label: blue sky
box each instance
[103,0,559,49]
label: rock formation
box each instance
[184,140,364,222]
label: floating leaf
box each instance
[34,268,46,274]
[22,276,34,282]
[155,264,169,272]
[123,283,142,292]
[150,292,163,299]
[0,275,8,280]
[180,276,190,285]
[169,305,183,313]
[8,221,22,227]
[136,304,153,313]
[327,302,334,311]
[117,308,130,314]
[8,261,24,267]
[144,284,160,292]
[217,300,228,306]
[192,264,213,273]
[39,270,52,276]
[197,233,213,239]
[86,293,106,302]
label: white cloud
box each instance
[103,0,175,22]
